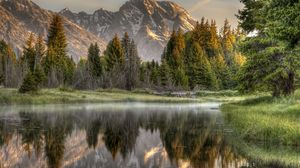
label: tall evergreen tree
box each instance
[192,18,207,48]
[105,34,124,72]
[122,33,140,90]
[42,14,74,87]
[87,43,102,77]
[23,33,36,72]
[0,40,17,87]
[149,60,159,85]
[221,19,235,65]
[207,20,221,57]
[19,35,46,93]
[163,29,188,88]
[185,41,217,90]
[34,36,46,70]
[237,0,300,96]
[159,59,171,87]
[210,54,231,89]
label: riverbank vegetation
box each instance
[0,88,199,105]
[0,88,251,105]
[222,89,300,146]
[222,89,300,167]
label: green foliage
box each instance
[87,43,102,77]
[159,19,243,91]
[162,29,189,88]
[149,60,159,85]
[173,67,189,89]
[19,34,47,93]
[122,33,140,91]
[42,14,74,86]
[163,30,185,69]
[185,41,217,90]
[238,37,297,97]
[159,60,171,87]
[237,0,267,33]
[210,55,232,89]
[222,90,300,146]
[0,40,17,87]
[33,65,46,85]
[19,72,38,93]
[237,0,300,96]
[104,34,124,72]
[19,65,46,94]
[22,34,36,72]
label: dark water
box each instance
[0,103,247,168]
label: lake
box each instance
[0,103,273,168]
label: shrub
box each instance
[19,72,38,93]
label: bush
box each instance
[59,86,74,92]
[19,72,38,93]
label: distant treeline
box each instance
[0,15,245,93]
[0,14,244,93]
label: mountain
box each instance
[0,0,106,61]
[0,0,196,62]
[60,0,196,61]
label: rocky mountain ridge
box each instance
[0,0,106,61]
[60,0,197,61]
[0,0,196,61]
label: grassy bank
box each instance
[0,88,251,105]
[0,88,200,105]
[226,135,300,167]
[222,90,300,167]
[222,90,300,145]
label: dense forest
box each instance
[1,0,299,97]
[0,14,245,93]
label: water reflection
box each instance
[0,103,246,168]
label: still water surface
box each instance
[0,103,248,168]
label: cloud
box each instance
[189,0,212,12]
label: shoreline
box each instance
[0,88,247,106]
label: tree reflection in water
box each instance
[0,106,245,168]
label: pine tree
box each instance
[174,67,189,90]
[139,63,147,83]
[19,35,46,93]
[19,72,38,93]
[87,43,102,77]
[192,18,206,48]
[105,34,124,72]
[23,33,36,72]
[159,59,171,87]
[122,33,140,90]
[63,56,75,85]
[150,60,159,85]
[164,30,185,68]
[42,14,74,87]
[163,29,188,88]
[211,54,231,89]
[185,41,217,90]
[34,36,46,69]
[221,19,235,65]
[207,20,221,57]
[0,40,17,87]
[33,65,46,86]
[237,0,300,96]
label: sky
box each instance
[32,0,243,28]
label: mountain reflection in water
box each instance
[0,103,247,168]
